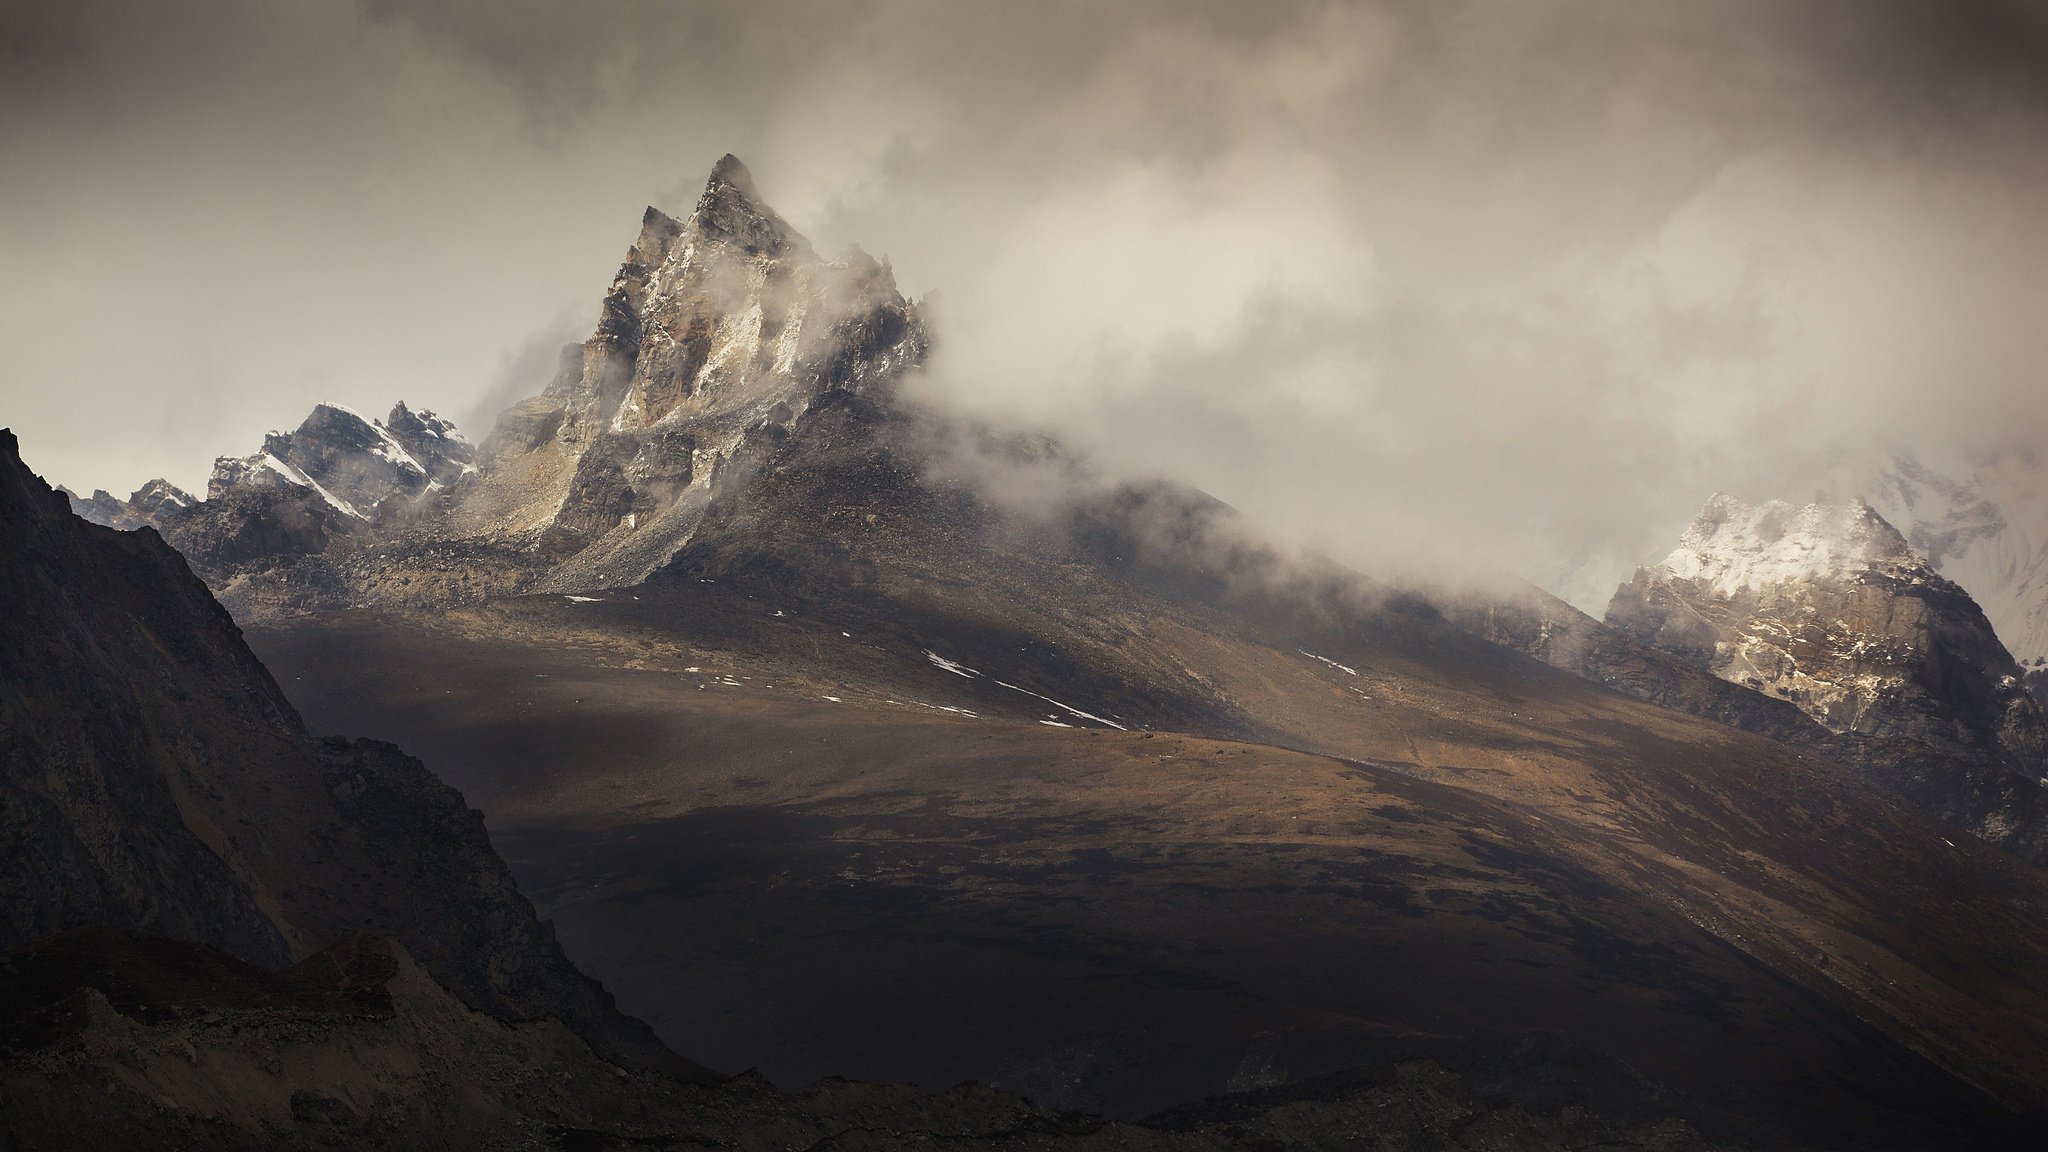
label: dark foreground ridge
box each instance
[0,426,696,1079]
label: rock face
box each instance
[0,427,695,1077]
[1608,495,2048,770]
[460,153,924,592]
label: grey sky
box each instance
[6,1,2048,607]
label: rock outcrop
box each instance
[1608,495,2048,774]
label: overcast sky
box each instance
[6,0,2048,607]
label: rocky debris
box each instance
[0,426,700,1079]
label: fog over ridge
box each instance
[6,0,2048,608]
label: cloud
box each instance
[6,0,2048,608]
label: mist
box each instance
[6,1,2048,609]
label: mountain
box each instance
[43,155,2048,1145]
[77,156,923,621]
[1601,493,2048,859]
[59,477,193,530]
[0,426,692,1079]
[205,400,474,521]
[456,152,923,594]
[243,352,2048,1146]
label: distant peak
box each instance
[1658,494,1918,596]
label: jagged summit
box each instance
[682,152,806,259]
[465,152,924,589]
[49,156,925,618]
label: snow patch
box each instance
[925,651,981,679]
[1298,650,1358,676]
[993,680,1128,730]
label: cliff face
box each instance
[0,427,698,1078]
[462,153,925,592]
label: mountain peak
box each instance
[1660,493,1918,598]
[689,153,799,257]
[708,152,757,198]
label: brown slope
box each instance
[0,428,701,1079]
[244,390,2048,1146]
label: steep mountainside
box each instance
[456,153,923,593]
[252,384,2048,1146]
[0,427,691,1078]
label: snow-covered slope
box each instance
[1656,495,1915,598]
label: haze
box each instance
[6,0,2048,608]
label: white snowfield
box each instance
[1656,494,1918,597]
